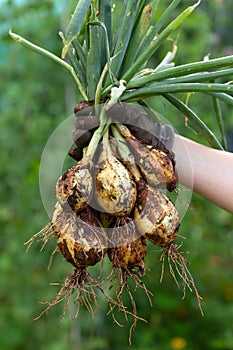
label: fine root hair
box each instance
[106,267,153,345]
[160,243,204,316]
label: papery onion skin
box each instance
[94,156,137,217]
[134,186,180,247]
[108,236,147,273]
[129,138,176,191]
[116,123,176,191]
[55,157,93,213]
[107,218,147,274]
[51,203,107,268]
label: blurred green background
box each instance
[1,1,233,349]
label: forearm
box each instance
[173,134,233,213]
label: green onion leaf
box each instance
[164,93,224,150]
[110,0,141,79]
[212,96,227,149]
[119,1,154,74]
[62,0,92,59]
[122,82,233,101]
[9,30,88,100]
[207,92,233,106]
[122,0,201,82]
[127,55,233,89]
[86,21,101,99]
[98,0,112,68]
[136,0,182,59]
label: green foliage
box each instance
[1,1,233,349]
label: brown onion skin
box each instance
[108,236,147,274]
[55,157,93,214]
[107,217,147,274]
[116,123,176,192]
[134,186,180,247]
[129,138,176,192]
[51,203,107,269]
[94,152,137,217]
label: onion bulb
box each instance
[108,235,146,275]
[134,185,180,247]
[117,123,176,191]
[106,216,151,344]
[106,216,146,272]
[51,202,107,268]
[94,129,137,216]
[55,156,93,213]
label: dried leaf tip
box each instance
[192,0,202,10]
[9,30,19,40]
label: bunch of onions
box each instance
[17,0,232,337]
[25,102,203,329]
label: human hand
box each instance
[69,101,175,161]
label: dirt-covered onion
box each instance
[107,219,146,274]
[55,156,93,213]
[117,123,176,191]
[134,185,179,247]
[94,129,137,216]
[134,184,203,314]
[51,202,107,268]
[106,217,152,345]
[29,202,124,322]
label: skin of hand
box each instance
[173,134,233,214]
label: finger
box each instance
[68,146,83,161]
[72,129,93,147]
[127,124,160,146]
[74,100,94,113]
[74,115,99,130]
[108,102,142,124]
